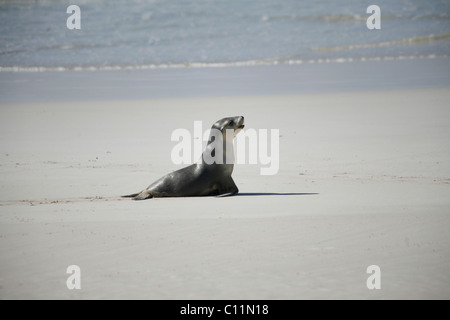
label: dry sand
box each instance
[1,88,450,299]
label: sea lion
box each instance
[123,116,244,200]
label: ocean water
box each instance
[0,0,449,71]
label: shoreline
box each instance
[1,57,450,103]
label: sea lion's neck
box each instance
[203,133,235,165]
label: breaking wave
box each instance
[313,34,450,52]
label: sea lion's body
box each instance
[124,116,244,200]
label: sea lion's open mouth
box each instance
[237,125,245,129]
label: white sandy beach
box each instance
[1,85,449,299]
[1,0,450,302]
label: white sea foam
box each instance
[1,54,448,73]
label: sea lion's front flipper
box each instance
[216,192,238,197]
[216,177,239,197]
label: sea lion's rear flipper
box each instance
[121,192,141,198]
[122,190,153,200]
[132,190,154,200]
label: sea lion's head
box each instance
[212,116,245,138]
[204,116,245,165]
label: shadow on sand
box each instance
[236,192,319,197]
